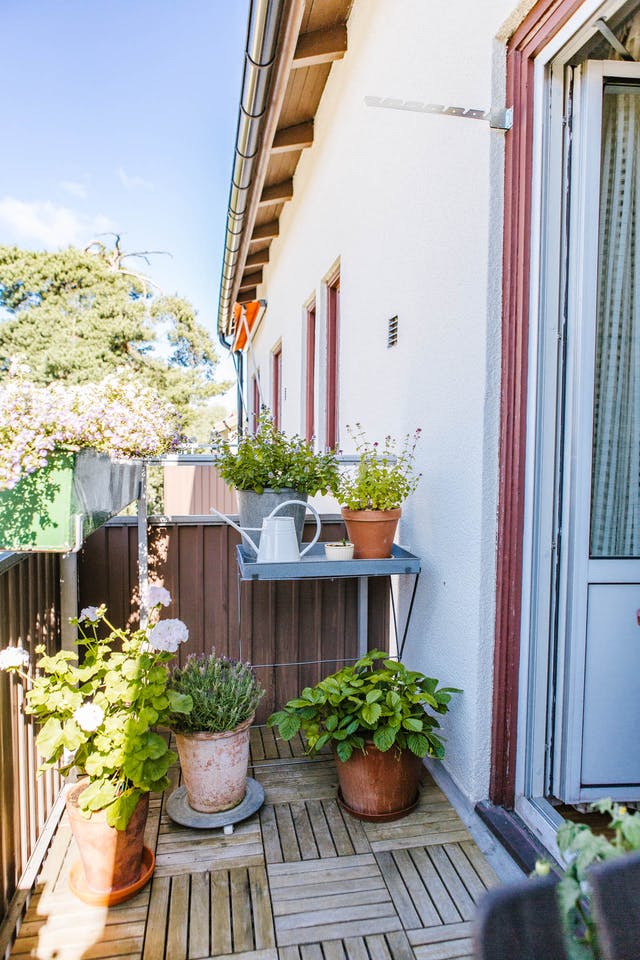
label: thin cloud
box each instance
[60,180,88,200]
[0,197,113,248]
[118,167,154,191]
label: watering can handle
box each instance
[267,500,322,558]
[209,506,259,555]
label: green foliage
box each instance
[212,409,339,496]
[0,243,230,431]
[168,653,265,733]
[19,603,192,829]
[338,424,422,511]
[536,801,640,959]
[267,650,461,762]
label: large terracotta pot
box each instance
[175,714,254,813]
[335,742,423,821]
[341,507,401,559]
[66,779,149,896]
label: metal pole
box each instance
[137,463,149,627]
[357,577,369,657]
[59,553,78,652]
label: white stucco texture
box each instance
[242,0,517,803]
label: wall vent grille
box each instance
[387,316,399,347]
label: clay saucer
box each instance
[68,845,155,906]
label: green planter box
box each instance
[0,449,142,552]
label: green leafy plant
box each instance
[168,653,265,733]
[535,800,640,959]
[338,424,422,511]
[0,592,192,828]
[211,409,339,495]
[267,649,460,762]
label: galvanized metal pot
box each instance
[175,714,254,813]
[236,488,307,551]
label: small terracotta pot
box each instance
[335,742,423,821]
[66,779,149,895]
[341,507,401,559]
[175,714,254,813]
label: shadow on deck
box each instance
[9,728,499,960]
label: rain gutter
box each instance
[216,0,305,348]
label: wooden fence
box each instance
[0,552,61,936]
[78,517,390,721]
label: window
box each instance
[325,274,340,449]
[305,301,316,442]
[272,343,282,430]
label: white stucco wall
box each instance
[243,0,517,803]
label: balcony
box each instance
[0,493,515,960]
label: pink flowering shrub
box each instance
[0,368,184,489]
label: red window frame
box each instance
[272,344,282,430]
[251,374,260,435]
[325,277,339,449]
[305,303,316,443]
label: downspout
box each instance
[216,0,285,351]
[235,350,244,437]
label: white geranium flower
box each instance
[143,584,171,608]
[0,646,30,671]
[79,606,101,623]
[148,619,189,653]
[73,702,105,732]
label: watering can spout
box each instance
[210,506,259,555]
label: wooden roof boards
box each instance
[220,0,353,340]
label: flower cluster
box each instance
[0,590,192,829]
[338,425,422,511]
[0,367,184,489]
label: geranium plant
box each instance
[211,409,339,496]
[338,424,422,511]
[0,364,184,490]
[0,587,192,828]
[267,649,460,762]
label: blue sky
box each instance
[0,0,248,398]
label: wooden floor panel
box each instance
[8,733,503,960]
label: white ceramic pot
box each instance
[324,541,355,561]
[174,714,254,813]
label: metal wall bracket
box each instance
[489,106,514,130]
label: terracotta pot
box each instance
[175,714,254,813]
[66,779,149,895]
[341,507,402,559]
[335,742,423,821]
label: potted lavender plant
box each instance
[168,653,265,813]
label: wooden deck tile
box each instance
[260,798,370,864]
[253,759,338,804]
[277,931,415,960]
[408,921,474,960]
[363,785,470,852]
[155,811,263,876]
[268,855,401,947]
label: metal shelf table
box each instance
[236,542,421,660]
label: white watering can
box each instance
[210,500,321,563]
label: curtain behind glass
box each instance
[590,86,640,557]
